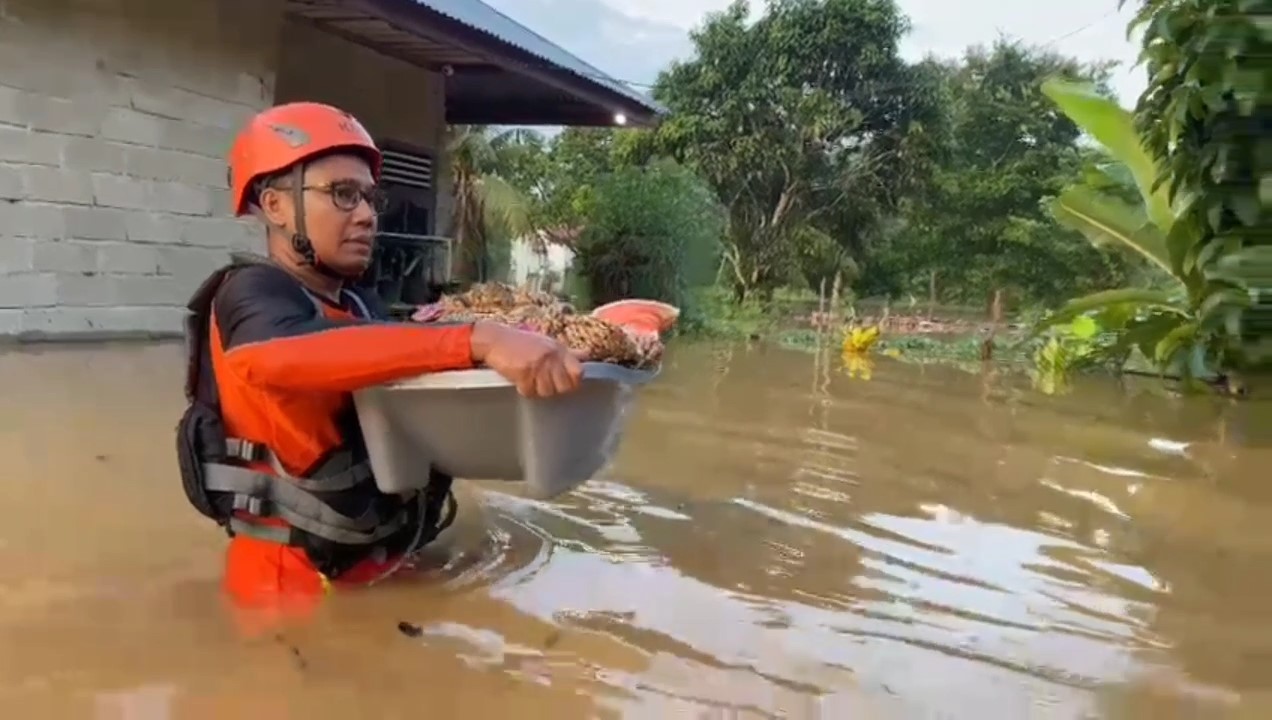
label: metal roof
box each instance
[412,0,665,115]
[287,0,666,125]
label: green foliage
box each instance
[1048,183,1174,276]
[572,159,724,310]
[794,223,859,293]
[534,128,620,228]
[677,286,777,338]
[446,126,543,282]
[885,41,1137,309]
[879,334,1033,374]
[1041,78,1175,230]
[1122,0,1269,371]
[433,0,1266,398]
[1031,315,1117,395]
[652,0,937,300]
[1032,63,1261,389]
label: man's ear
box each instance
[258,186,292,230]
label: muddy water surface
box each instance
[1,341,1270,719]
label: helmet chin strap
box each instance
[287,162,352,282]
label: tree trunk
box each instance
[928,270,939,320]
[451,190,468,281]
[981,287,1003,362]
[451,180,486,284]
[830,271,842,323]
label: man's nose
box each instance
[351,198,377,225]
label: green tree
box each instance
[652,0,935,301]
[445,126,541,282]
[573,159,724,309]
[1027,0,1270,392]
[821,56,952,301]
[1124,0,1269,373]
[536,127,621,230]
[894,40,1133,310]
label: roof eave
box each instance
[351,0,666,127]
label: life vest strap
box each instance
[203,461,408,545]
[266,500,408,546]
[227,516,294,545]
[220,437,373,493]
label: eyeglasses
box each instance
[295,181,389,213]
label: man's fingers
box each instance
[563,351,584,382]
[535,367,556,398]
[515,372,536,398]
[549,361,576,396]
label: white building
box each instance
[509,229,577,292]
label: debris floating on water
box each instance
[397,621,424,638]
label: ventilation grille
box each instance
[380,148,433,189]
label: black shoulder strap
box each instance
[183,253,273,405]
[341,288,373,320]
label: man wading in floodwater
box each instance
[176,102,583,631]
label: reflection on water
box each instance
[1,340,1269,718]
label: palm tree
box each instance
[445,125,539,283]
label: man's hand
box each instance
[469,321,585,398]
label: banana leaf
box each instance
[1041,78,1175,232]
[1048,184,1178,279]
[1028,287,1186,338]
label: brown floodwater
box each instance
[1,340,1269,719]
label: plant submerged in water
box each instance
[839,324,882,380]
[1031,315,1110,395]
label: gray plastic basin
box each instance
[353,362,657,500]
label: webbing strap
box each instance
[342,289,372,320]
[272,456,373,493]
[217,441,371,493]
[272,501,407,546]
[298,286,372,321]
[228,506,406,547]
[203,462,407,545]
[228,516,292,545]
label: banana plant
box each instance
[1031,314,1105,395]
[1030,78,1252,387]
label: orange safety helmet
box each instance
[226,102,383,216]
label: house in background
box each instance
[0,0,660,339]
[509,227,579,294]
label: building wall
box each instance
[273,19,450,234]
[0,0,283,339]
[510,238,575,290]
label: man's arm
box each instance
[214,265,475,392]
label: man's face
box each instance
[303,154,380,277]
[265,153,380,277]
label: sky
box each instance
[480,0,1148,108]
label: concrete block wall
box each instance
[0,0,284,339]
